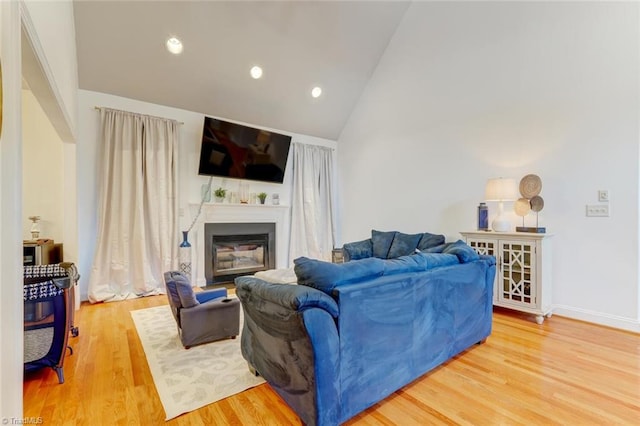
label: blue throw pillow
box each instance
[387,232,423,258]
[342,238,373,261]
[382,254,429,275]
[442,240,480,263]
[294,256,385,294]
[417,232,446,251]
[371,230,396,258]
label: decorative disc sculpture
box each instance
[519,174,542,199]
[515,174,546,233]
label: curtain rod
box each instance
[94,106,184,125]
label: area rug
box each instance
[131,303,265,420]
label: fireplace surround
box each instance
[205,222,275,285]
[190,203,289,287]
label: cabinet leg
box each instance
[545,312,553,319]
[535,315,544,325]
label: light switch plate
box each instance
[586,204,609,217]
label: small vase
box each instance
[477,202,489,231]
[179,231,192,275]
[239,182,250,204]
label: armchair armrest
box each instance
[195,287,227,304]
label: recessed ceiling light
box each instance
[311,86,323,98]
[250,66,263,79]
[166,37,183,55]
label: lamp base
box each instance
[492,217,511,232]
[516,226,546,233]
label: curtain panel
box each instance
[289,143,336,262]
[88,108,179,303]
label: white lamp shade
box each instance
[485,178,518,201]
[485,177,517,232]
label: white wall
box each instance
[63,140,77,263]
[0,0,78,416]
[22,0,78,138]
[0,0,24,418]
[338,2,639,331]
[22,88,64,242]
[76,89,337,301]
[21,0,79,271]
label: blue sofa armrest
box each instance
[479,253,497,265]
[236,276,339,317]
[235,276,340,426]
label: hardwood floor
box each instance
[24,297,640,425]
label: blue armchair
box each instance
[163,271,240,348]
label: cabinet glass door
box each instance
[467,239,496,257]
[467,238,498,300]
[499,241,536,307]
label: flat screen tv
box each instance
[198,116,292,184]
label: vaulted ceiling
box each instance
[73,1,410,140]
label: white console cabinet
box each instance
[460,231,553,324]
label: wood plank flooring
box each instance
[24,296,640,425]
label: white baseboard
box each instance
[552,304,640,333]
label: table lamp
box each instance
[485,178,518,232]
[28,215,41,239]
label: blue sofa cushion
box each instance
[371,230,396,258]
[426,240,480,263]
[342,238,373,261]
[383,253,460,275]
[416,232,446,251]
[422,243,445,253]
[294,257,385,294]
[164,271,199,308]
[387,232,422,258]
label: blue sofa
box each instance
[235,231,496,426]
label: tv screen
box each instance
[198,116,292,184]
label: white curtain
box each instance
[289,143,336,262]
[88,108,179,303]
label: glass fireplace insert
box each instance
[204,222,276,285]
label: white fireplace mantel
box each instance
[188,203,290,286]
